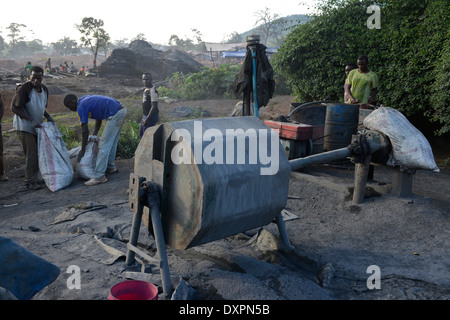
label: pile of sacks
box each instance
[37,123,99,192]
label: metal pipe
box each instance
[125,175,146,266]
[353,154,372,204]
[287,101,332,120]
[251,48,259,118]
[289,147,353,172]
[275,212,295,251]
[148,195,173,297]
[247,35,260,118]
[125,208,142,265]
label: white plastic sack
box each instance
[37,122,74,192]
[69,136,99,180]
[363,107,439,172]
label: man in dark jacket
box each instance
[233,43,275,116]
[11,66,55,190]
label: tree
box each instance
[191,28,203,44]
[168,29,204,51]
[224,31,243,44]
[169,34,185,47]
[52,37,80,56]
[6,23,26,45]
[26,39,44,54]
[253,7,282,45]
[131,33,146,42]
[0,35,6,54]
[111,38,129,49]
[76,17,110,68]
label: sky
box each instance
[0,0,318,46]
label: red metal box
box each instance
[264,120,282,134]
[279,123,313,140]
[264,121,313,140]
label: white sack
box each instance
[37,122,74,192]
[363,107,439,172]
[69,136,99,180]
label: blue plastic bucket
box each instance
[323,104,360,151]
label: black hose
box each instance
[287,101,333,120]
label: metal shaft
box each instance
[275,212,294,251]
[251,48,259,118]
[247,35,260,118]
[125,207,142,265]
[289,147,352,172]
[149,203,173,297]
[353,154,372,204]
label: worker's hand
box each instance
[77,149,86,162]
[350,98,359,104]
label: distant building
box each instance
[222,47,279,61]
[203,42,247,66]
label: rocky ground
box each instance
[0,74,449,304]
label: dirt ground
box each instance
[0,74,449,302]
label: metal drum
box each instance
[323,103,360,151]
[134,117,291,250]
[289,102,327,154]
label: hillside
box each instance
[239,14,312,46]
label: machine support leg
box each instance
[149,204,173,297]
[368,165,374,181]
[275,212,295,251]
[353,154,372,204]
[126,205,143,265]
[392,169,415,197]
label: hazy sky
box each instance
[0,0,318,45]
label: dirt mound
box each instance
[98,40,203,81]
[0,60,22,73]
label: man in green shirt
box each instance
[345,55,378,106]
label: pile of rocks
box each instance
[98,40,203,81]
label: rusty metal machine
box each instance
[126,117,293,297]
[125,116,392,297]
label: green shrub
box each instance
[159,64,241,100]
[58,124,81,150]
[116,119,140,159]
[273,0,450,136]
[159,62,291,100]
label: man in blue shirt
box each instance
[64,94,127,186]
